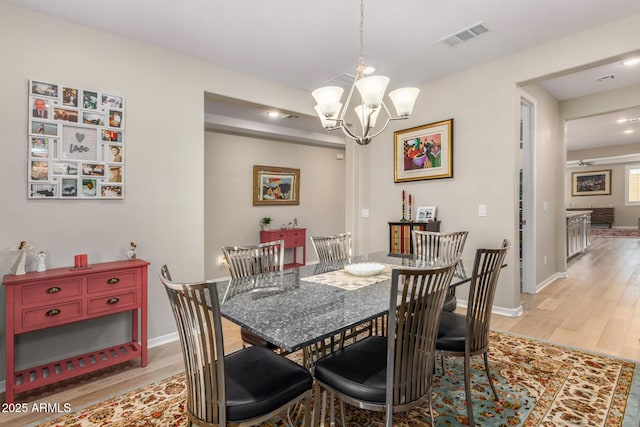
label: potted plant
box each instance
[260,216,272,231]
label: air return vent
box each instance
[439,22,490,47]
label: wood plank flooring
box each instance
[3,235,639,426]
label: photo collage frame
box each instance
[28,80,125,199]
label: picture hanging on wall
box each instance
[27,79,125,199]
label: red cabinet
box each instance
[3,259,149,403]
[260,228,306,268]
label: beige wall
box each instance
[204,132,346,279]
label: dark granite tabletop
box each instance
[216,251,470,353]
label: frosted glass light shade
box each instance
[389,87,420,116]
[354,104,381,128]
[315,104,340,128]
[312,86,344,117]
[355,75,389,107]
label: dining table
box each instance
[215,251,470,363]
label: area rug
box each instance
[591,228,640,238]
[33,331,640,427]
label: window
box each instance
[625,164,640,206]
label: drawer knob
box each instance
[107,297,120,305]
[46,308,61,317]
[46,286,61,294]
[107,278,120,284]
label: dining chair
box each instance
[312,264,457,427]
[221,240,286,351]
[435,239,510,427]
[412,230,468,312]
[310,232,352,264]
[160,265,312,427]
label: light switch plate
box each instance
[478,204,487,217]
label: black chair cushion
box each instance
[442,292,457,312]
[314,335,387,404]
[225,346,312,421]
[436,311,466,352]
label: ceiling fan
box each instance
[577,159,595,167]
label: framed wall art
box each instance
[394,118,453,183]
[571,169,611,196]
[416,206,437,222]
[253,165,300,205]
[27,79,125,199]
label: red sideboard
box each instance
[260,228,306,269]
[2,259,149,403]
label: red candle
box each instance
[402,190,405,202]
[409,194,412,204]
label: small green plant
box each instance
[261,216,272,225]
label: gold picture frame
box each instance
[253,165,300,205]
[394,119,453,182]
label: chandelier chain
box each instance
[358,0,365,74]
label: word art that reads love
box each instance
[61,126,97,161]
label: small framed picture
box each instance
[416,206,437,223]
[53,107,79,123]
[102,94,123,108]
[61,178,78,197]
[82,112,105,126]
[101,184,123,198]
[81,163,105,176]
[108,165,123,183]
[30,182,57,198]
[30,160,49,180]
[62,87,78,107]
[30,137,50,158]
[108,110,123,128]
[82,90,99,109]
[571,169,612,196]
[53,161,78,175]
[31,120,58,136]
[31,97,51,119]
[82,178,98,197]
[253,165,300,205]
[108,145,123,163]
[30,80,59,98]
[101,129,123,143]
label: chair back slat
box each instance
[310,232,352,264]
[386,264,456,410]
[160,266,227,425]
[222,240,285,280]
[466,240,510,353]
[412,230,468,266]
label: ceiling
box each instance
[7,0,640,149]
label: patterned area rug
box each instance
[34,331,640,427]
[591,228,640,238]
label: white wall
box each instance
[204,132,346,279]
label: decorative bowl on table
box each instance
[344,262,386,277]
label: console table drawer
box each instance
[20,300,83,332]
[87,270,137,293]
[87,291,137,315]
[20,278,82,306]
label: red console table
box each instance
[2,259,149,403]
[260,228,306,268]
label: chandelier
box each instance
[312,0,420,146]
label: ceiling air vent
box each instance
[439,22,490,47]
[597,74,616,82]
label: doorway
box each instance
[520,97,537,294]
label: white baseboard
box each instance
[456,299,524,318]
[537,272,566,293]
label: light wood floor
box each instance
[3,235,639,426]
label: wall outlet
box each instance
[478,204,487,217]
[544,255,547,265]
[361,208,370,218]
